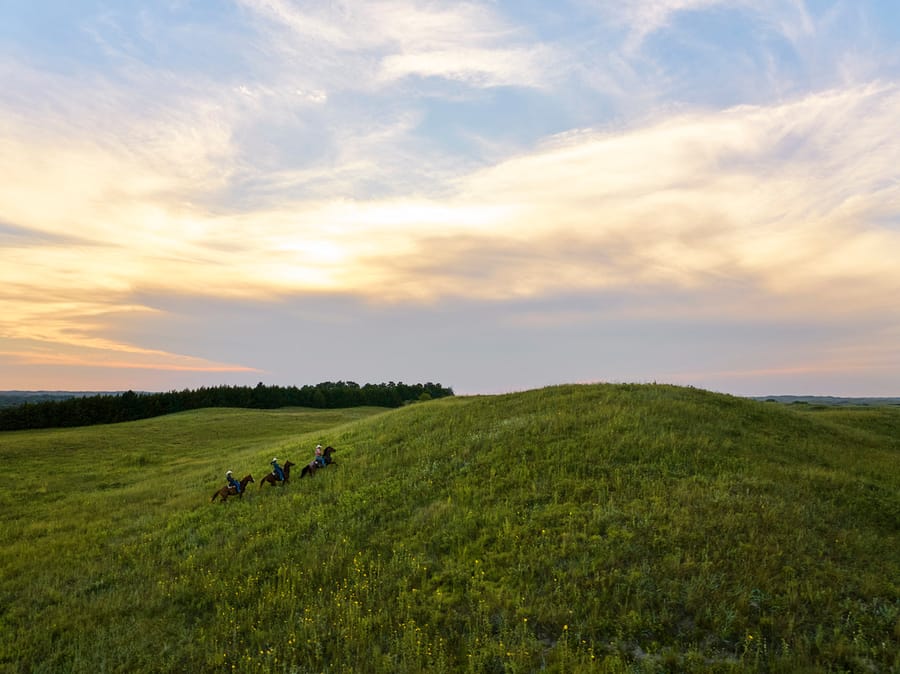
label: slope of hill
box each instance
[1,385,897,673]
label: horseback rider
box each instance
[271,457,285,481]
[226,470,241,493]
[314,444,326,468]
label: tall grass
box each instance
[1,385,898,672]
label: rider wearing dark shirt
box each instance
[271,458,285,481]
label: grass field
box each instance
[1,384,898,672]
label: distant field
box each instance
[754,395,900,406]
[1,385,898,673]
[0,391,120,409]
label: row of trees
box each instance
[0,381,454,431]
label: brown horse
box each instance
[259,460,295,488]
[211,474,254,502]
[300,446,336,478]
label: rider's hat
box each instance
[226,470,232,476]
[316,444,322,450]
[272,457,278,462]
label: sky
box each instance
[2,1,899,397]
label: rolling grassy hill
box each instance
[1,384,898,673]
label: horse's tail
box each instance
[300,465,310,478]
[211,489,222,502]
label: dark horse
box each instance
[211,474,254,502]
[300,446,337,478]
[259,460,295,488]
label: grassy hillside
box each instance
[1,384,898,673]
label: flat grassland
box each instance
[1,384,898,673]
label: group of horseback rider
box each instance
[224,444,328,494]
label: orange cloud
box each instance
[0,349,260,373]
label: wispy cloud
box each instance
[0,346,260,374]
[0,300,260,375]
[378,45,554,88]
[596,0,813,48]
[236,0,557,90]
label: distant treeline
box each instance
[0,381,453,431]
[0,391,106,409]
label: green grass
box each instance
[1,385,898,673]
